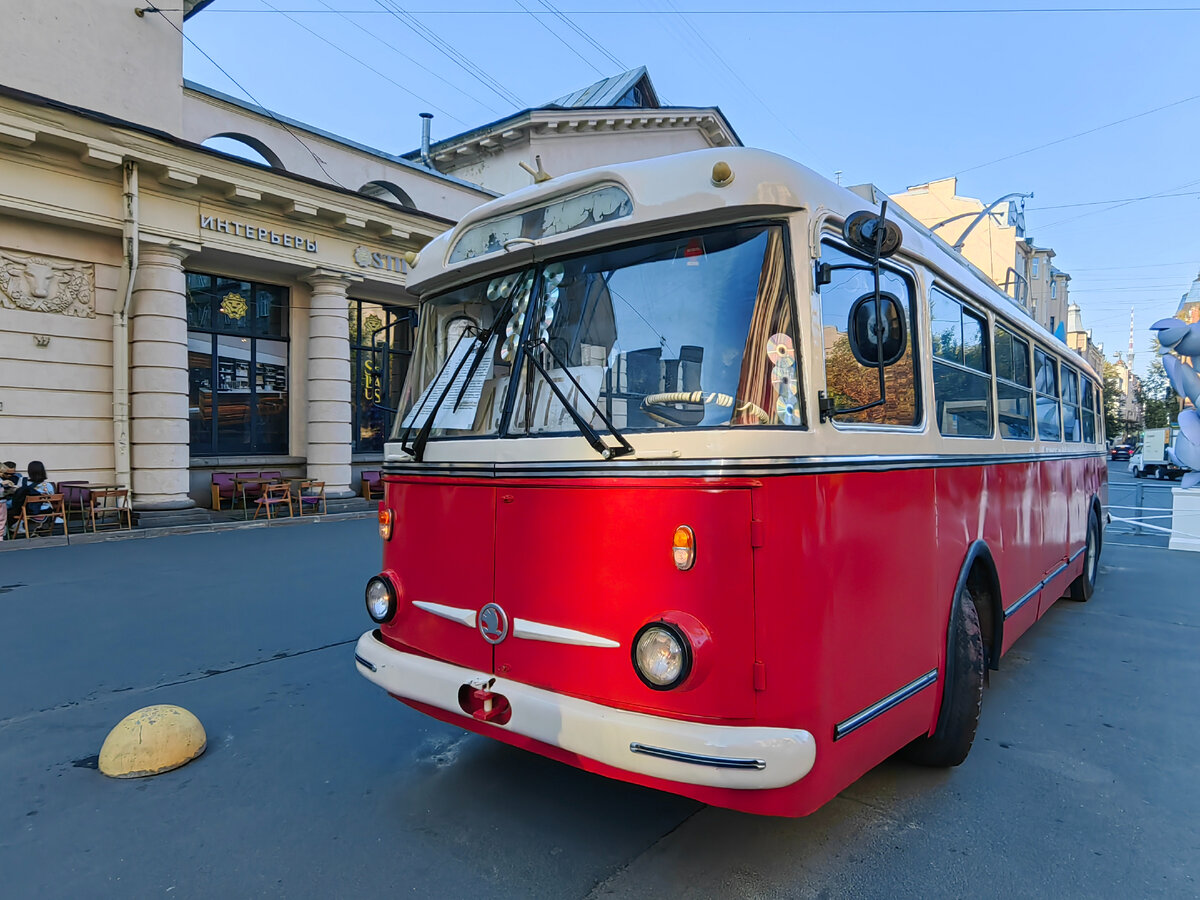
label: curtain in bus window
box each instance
[995,325,1033,440]
[820,242,919,426]
[733,228,802,426]
[1082,377,1097,443]
[1062,367,1082,442]
[930,288,992,438]
[1034,348,1061,441]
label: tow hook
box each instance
[459,677,512,725]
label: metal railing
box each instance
[1105,480,1176,539]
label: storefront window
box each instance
[187,272,289,456]
[348,300,414,453]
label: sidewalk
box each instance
[0,496,376,551]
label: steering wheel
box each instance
[641,391,771,426]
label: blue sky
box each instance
[184,2,1200,377]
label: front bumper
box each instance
[354,630,816,790]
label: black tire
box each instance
[902,588,984,767]
[1069,509,1101,602]
[1132,466,1141,478]
[1154,467,1165,481]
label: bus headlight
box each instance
[633,623,691,690]
[365,576,397,623]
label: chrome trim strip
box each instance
[629,742,767,770]
[412,600,477,628]
[833,668,939,741]
[1003,550,1082,620]
[1004,585,1041,620]
[353,653,377,673]
[512,618,620,648]
[383,450,1106,480]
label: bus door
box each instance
[490,481,758,719]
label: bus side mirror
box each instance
[848,292,906,368]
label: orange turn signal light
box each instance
[378,505,393,541]
[672,525,695,571]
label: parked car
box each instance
[1110,444,1134,461]
[1129,446,1185,480]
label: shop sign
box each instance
[353,245,408,274]
[200,214,318,252]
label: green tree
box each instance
[1102,361,1123,440]
[1141,357,1176,429]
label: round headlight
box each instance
[365,577,396,623]
[633,623,691,690]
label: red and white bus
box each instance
[354,148,1106,817]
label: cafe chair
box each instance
[58,482,91,531]
[19,493,67,539]
[361,470,382,500]
[233,471,262,511]
[253,482,293,520]
[88,489,132,532]
[210,472,236,510]
[296,480,327,516]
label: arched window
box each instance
[201,133,285,170]
[359,180,415,209]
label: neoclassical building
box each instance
[0,1,739,516]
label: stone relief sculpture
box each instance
[1150,317,1200,489]
[0,249,96,318]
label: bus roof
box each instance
[405,147,1097,382]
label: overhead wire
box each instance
[156,7,348,186]
[536,0,627,72]
[261,0,472,126]
[373,0,527,110]
[949,92,1200,178]
[515,0,606,77]
[313,0,500,119]
[202,7,1200,16]
[663,0,833,173]
[1037,178,1200,230]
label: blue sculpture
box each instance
[1150,317,1200,489]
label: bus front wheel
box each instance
[903,588,984,768]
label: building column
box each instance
[302,269,361,499]
[130,242,198,510]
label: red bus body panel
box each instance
[376,454,1106,817]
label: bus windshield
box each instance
[393,223,801,445]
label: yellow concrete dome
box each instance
[98,705,207,778]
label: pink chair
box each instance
[59,482,90,530]
[210,472,236,510]
[234,471,262,511]
[361,470,382,500]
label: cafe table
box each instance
[235,477,279,519]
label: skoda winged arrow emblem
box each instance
[478,603,509,644]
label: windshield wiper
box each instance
[401,306,514,461]
[522,336,634,460]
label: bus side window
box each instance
[930,287,992,437]
[1033,347,1061,441]
[818,241,920,426]
[1062,366,1082,442]
[1082,375,1097,443]
[995,324,1033,440]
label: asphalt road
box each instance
[1,518,1197,899]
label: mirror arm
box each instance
[821,201,892,422]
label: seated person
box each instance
[0,461,16,539]
[12,460,58,532]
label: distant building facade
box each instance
[1109,354,1143,433]
[1066,303,1105,373]
[401,68,740,195]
